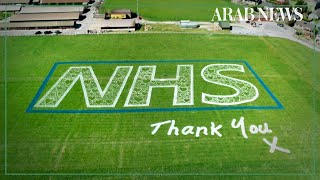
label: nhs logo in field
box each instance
[27,60,283,113]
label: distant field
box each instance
[1,33,320,177]
[100,0,242,21]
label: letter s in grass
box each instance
[201,64,259,105]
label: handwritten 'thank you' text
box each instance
[150,117,290,154]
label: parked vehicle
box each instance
[277,23,284,27]
[55,30,62,35]
[251,22,257,27]
[44,31,53,35]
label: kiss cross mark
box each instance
[263,136,290,154]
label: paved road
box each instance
[231,21,320,52]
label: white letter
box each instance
[293,8,303,21]
[195,127,208,137]
[245,8,255,21]
[277,8,286,21]
[181,126,194,135]
[234,8,243,21]
[223,8,233,21]
[201,64,259,105]
[284,8,293,21]
[211,122,222,137]
[168,120,179,136]
[150,120,172,135]
[249,125,259,134]
[263,136,290,154]
[269,8,274,21]
[212,8,222,21]
[231,117,248,139]
[125,65,193,107]
[259,123,272,134]
[258,8,269,21]
[35,66,133,108]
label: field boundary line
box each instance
[4,172,312,176]
[4,5,8,175]
[311,27,318,176]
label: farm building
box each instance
[19,6,84,14]
[0,12,80,30]
[219,22,231,30]
[180,20,199,28]
[10,12,80,21]
[0,2,87,30]
[0,0,30,4]
[39,0,89,4]
[100,19,135,32]
[0,5,21,12]
[0,21,75,30]
[110,9,131,19]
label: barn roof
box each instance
[0,0,30,4]
[20,6,84,13]
[0,5,21,11]
[101,19,135,28]
[9,12,80,21]
[111,9,131,14]
[40,0,89,3]
[0,20,74,28]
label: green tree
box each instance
[295,0,308,13]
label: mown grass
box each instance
[100,0,242,21]
[0,34,319,177]
[0,12,12,20]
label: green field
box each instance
[100,0,242,21]
[0,12,12,21]
[1,33,320,178]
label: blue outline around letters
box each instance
[26,60,284,113]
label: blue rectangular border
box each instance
[26,60,284,113]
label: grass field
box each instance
[100,0,242,21]
[1,33,320,177]
[0,12,12,21]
